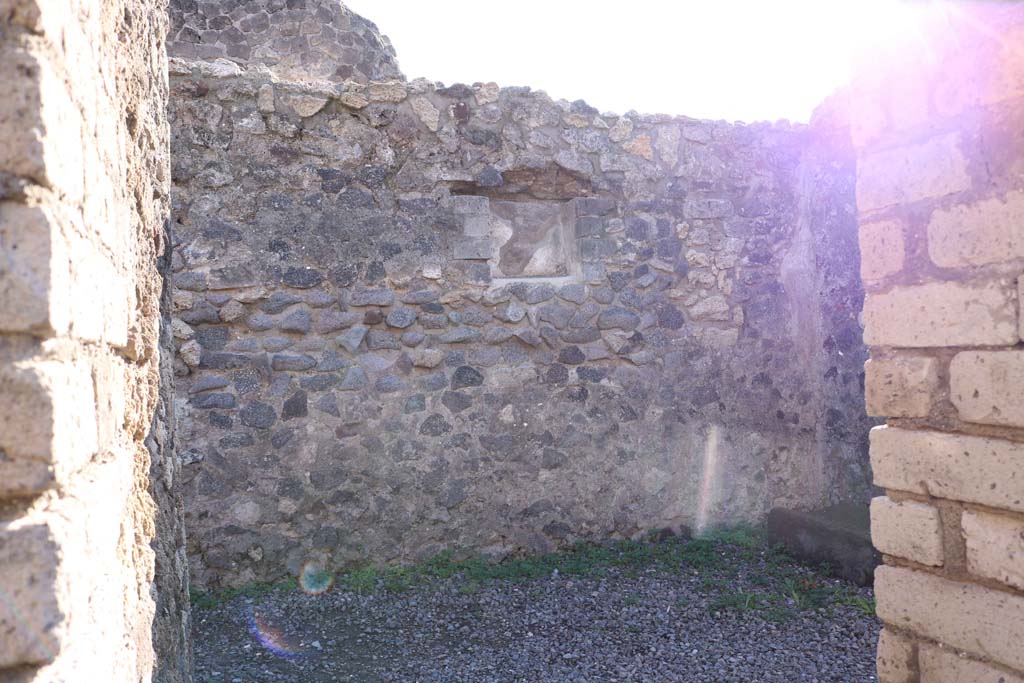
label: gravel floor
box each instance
[192,540,880,683]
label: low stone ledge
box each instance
[766,503,880,586]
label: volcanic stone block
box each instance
[557,346,585,365]
[439,327,480,344]
[314,311,361,333]
[271,354,316,371]
[239,401,277,429]
[260,292,303,314]
[419,413,453,436]
[401,331,425,347]
[340,367,368,391]
[451,366,484,389]
[366,330,399,350]
[189,392,237,409]
[279,308,311,333]
[245,313,274,331]
[523,284,556,305]
[385,307,417,328]
[538,302,572,329]
[494,302,526,323]
[350,288,395,306]
[336,325,367,352]
[412,349,443,368]
[282,391,308,420]
[375,374,406,393]
[281,267,324,289]
[598,307,640,330]
[400,289,439,304]
[557,284,587,304]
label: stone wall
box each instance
[168,2,872,587]
[167,0,402,84]
[851,5,1024,682]
[0,1,190,681]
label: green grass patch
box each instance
[833,591,876,616]
[189,576,298,610]
[188,524,873,624]
[780,577,833,610]
[709,590,761,612]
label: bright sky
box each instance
[344,0,922,123]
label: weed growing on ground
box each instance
[834,592,876,616]
[189,524,876,626]
[781,577,832,610]
[342,566,380,595]
[190,577,299,609]
[709,590,761,612]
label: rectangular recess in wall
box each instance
[452,195,585,284]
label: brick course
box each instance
[870,497,944,566]
[876,628,917,683]
[864,356,939,417]
[856,134,971,213]
[927,191,1024,268]
[854,7,1024,682]
[875,566,1024,672]
[859,219,906,282]
[862,280,1019,348]
[919,645,1024,683]
[870,427,1024,512]
[962,510,1024,592]
[950,351,1024,428]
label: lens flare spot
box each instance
[695,424,721,537]
[299,562,335,595]
[246,610,302,659]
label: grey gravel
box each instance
[193,544,879,683]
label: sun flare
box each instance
[345,0,942,122]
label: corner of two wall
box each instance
[796,96,879,507]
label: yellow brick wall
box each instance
[0,1,190,681]
[850,4,1024,681]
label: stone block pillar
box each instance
[0,1,190,681]
[850,5,1024,681]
